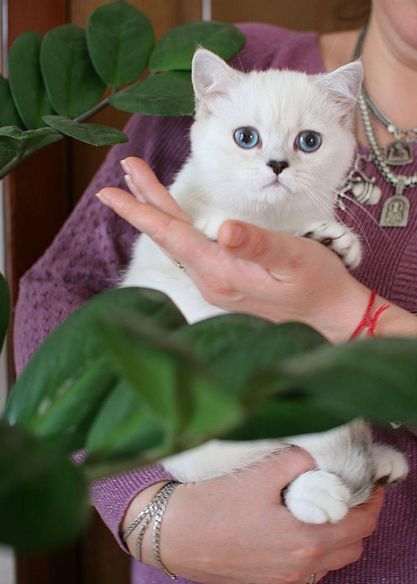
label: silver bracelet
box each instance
[152,482,179,580]
[122,481,179,578]
[123,482,170,541]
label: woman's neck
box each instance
[320,17,417,147]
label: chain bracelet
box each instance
[152,482,179,580]
[122,481,179,578]
[122,482,173,541]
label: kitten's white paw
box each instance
[284,469,352,524]
[303,221,362,269]
[372,444,409,484]
[194,215,225,240]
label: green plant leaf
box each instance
[282,337,417,424]
[21,127,62,151]
[0,272,10,353]
[86,380,165,462]
[5,289,183,454]
[149,21,245,72]
[178,373,244,447]
[0,420,89,552]
[27,357,118,454]
[40,24,105,118]
[43,115,128,146]
[178,316,327,399]
[87,0,154,87]
[226,397,350,441]
[87,324,243,471]
[0,77,24,128]
[96,309,202,432]
[109,71,194,116]
[0,137,22,168]
[0,126,24,140]
[8,32,55,129]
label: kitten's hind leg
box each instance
[371,444,409,485]
[284,469,352,524]
[303,221,362,269]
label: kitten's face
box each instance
[190,50,362,218]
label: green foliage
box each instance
[40,24,106,117]
[0,137,21,168]
[2,285,417,552]
[0,1,245,178]
[109,71,195,116]
[87,0,154,87]
[149,21,245,72]
[43,115,128,146]
[0,421,89,552]
[8,32,55,129]
[0,77,23,128]
[282,338,417,424]
[5,289,180,454]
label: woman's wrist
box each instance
[372,296,417,338]
[308,277,371,344]
[314,277,417,344]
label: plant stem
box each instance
[73,95,110,123]
[0,88,124,180]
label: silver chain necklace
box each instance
[363,86,417,143]
[353,25,416,165]
[363,87,417,166]
[358,91,417,226]
[339,26,417,227]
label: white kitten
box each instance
[121,50,408,523]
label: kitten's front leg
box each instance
[302,221,362,269]
[194,214,228,240]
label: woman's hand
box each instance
[122,448,384,584]
[98,157,371,343]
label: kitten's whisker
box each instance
[301,184,372,253]
[335,190,390,242]
[326,189,373,252]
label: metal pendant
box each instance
[384,140,413,166]
[351,178,382,205]
[380,194,409,227]
[380,178,409,227]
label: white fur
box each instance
[121,50,408,523]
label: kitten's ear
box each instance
[318,59,363,113]
[192,48,241,110]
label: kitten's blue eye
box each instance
[295,130,322,153]
[234,127,260,149]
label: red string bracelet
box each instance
[349,289,390,340]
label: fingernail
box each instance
[225,224,246,247]
[120,158,131,174]
[124,173,144,201]
[96,190,111,204]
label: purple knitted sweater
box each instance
[14,23,417,584]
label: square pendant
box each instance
[385,140,413,166]
[379,194,410,227]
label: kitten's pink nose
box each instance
[267,160,289,176]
